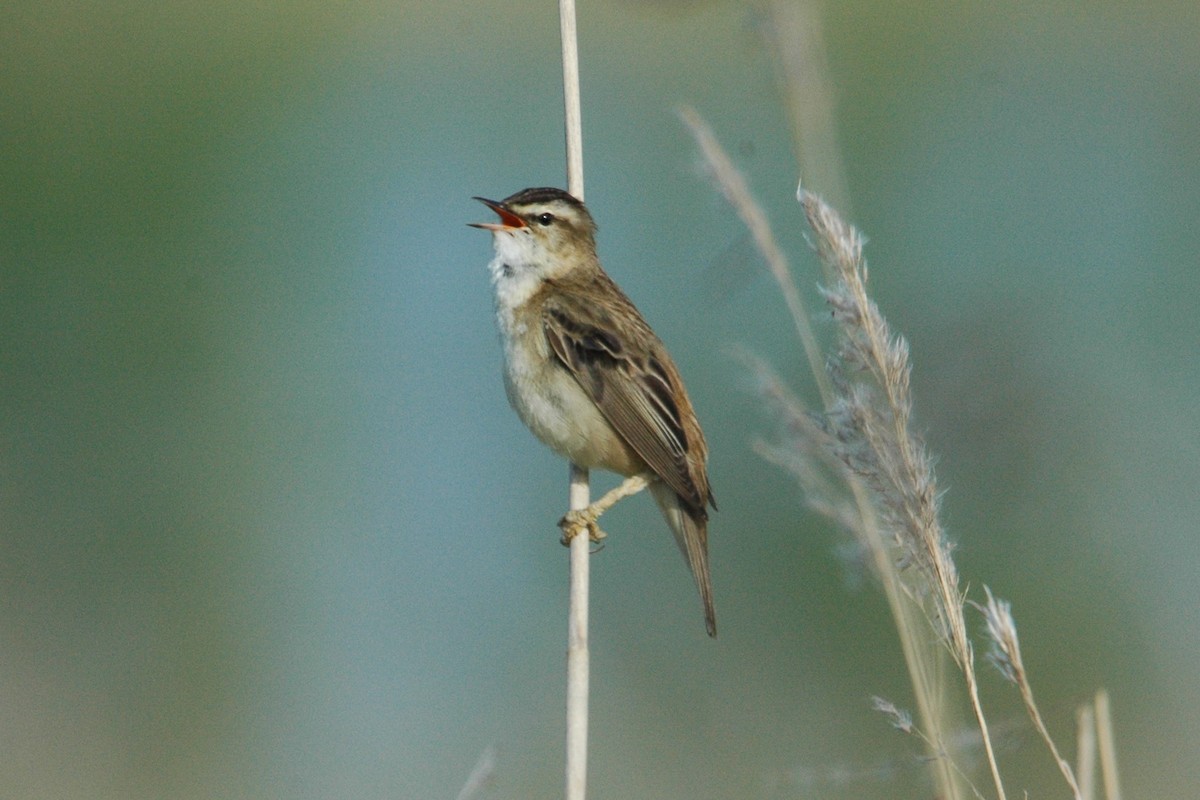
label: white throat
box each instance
[487,229,545,313]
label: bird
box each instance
[469,186,717,637]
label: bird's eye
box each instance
[536,212,555,226]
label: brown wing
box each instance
[542,274,712,514]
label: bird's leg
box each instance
[559,473,651,545]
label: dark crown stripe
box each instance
[502,186,586,211]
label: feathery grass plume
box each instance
[683,104,981,800]
[739,347,861,535]
[804,191,961,647]
[869,696,1010,800]
[801,189,1108,800]
[975,587,1082,799]
[685,102,1113,799]
[872,696,916,735]
[802,188,1011,800]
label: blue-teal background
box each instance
[4,1,1198,797]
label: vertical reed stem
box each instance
[558,2,589,800]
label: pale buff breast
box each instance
[498,305,645,478]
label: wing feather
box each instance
[542,279,710,513]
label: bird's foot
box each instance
[558,507,608,546]
[557,473,651,547]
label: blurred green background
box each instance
[4,1,1198,797]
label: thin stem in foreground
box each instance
[678,107,830,403]
[455,747,498,800]
[1077,702,1097,800]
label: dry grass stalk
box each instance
[679,106,828,396]
[714,147,1116,796]
[682,107,983,800]
[689,3,1117,796]
[975,588,1081,799]
[1076,702,1097,800]
[1075,688,1122,800]
[1094,690,1121,800]
[684,109,1116,800]
[455,746,498,800]
[758,0,852,214]
[801,189,1008,800]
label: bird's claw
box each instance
[559,508,608,546]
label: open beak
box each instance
[468,197,527,231]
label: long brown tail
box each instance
[650,480,716,637]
